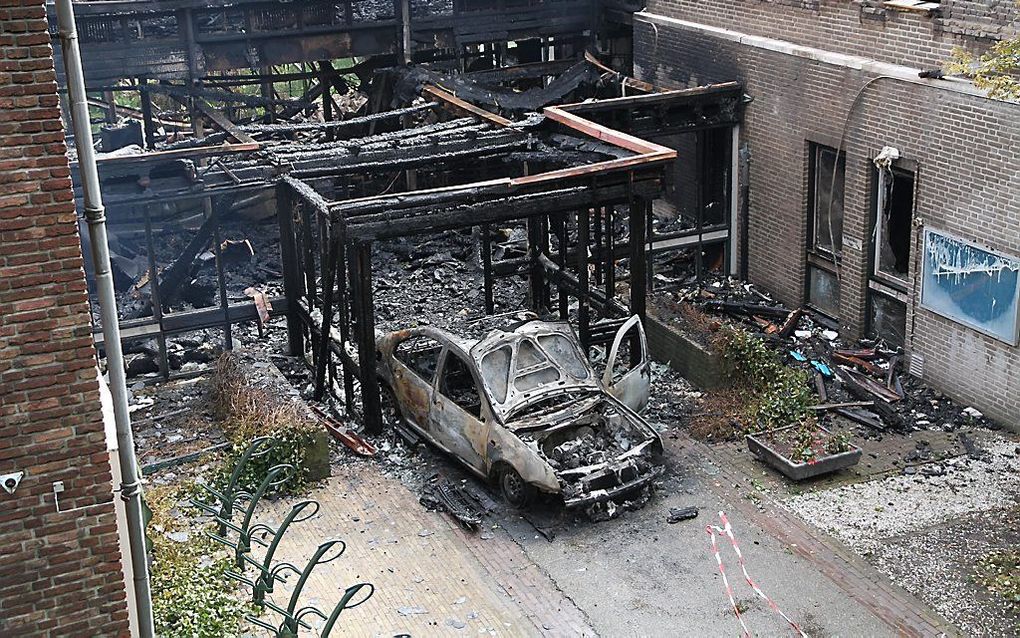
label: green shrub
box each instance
[218,422,319,496]
[147,484,254,637]
[719,327,813,431]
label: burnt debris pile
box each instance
[656,276,999,435]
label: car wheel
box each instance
[499,465,535,508]
[379,383,400,423]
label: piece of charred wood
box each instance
[839,366,903,403]
[777,308,803,338]
[156,213,216,304]
[834,347,879,361]
[836,407,886,431]
[831,352,886,377]
[813,371,828,402]
[702,299,789,319]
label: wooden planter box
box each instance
[746,425,862,481]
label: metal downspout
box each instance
[54,1,156,635]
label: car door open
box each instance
[601,315,651,412]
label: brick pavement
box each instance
[255,463,594,637]
[246,436,954,637]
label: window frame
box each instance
[808,143,846,259]
[871,164,916,290]
[394,334,443,383]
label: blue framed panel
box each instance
[920,229,1020,345]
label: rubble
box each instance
[653,275,1000,437]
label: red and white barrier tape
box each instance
[706,511,808,638]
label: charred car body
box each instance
[376,315,663,508]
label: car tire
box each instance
[379,382,400,422]
[499,465,535,508]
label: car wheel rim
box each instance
[502,471,524,503]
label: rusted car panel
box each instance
[376,317,661,509]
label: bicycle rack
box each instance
[190,436,278,537]
[186,436,376,635]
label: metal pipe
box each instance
[55,1,155,635]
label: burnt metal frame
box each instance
[277,90,674,434]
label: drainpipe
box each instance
[55,1,155,636]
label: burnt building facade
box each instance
[633,0,1020,428]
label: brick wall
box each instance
[642,0,1018,72]
[0,1,131,635]
[633,10,1020,428]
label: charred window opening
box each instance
[867,289,907,348]
[875,167,914,285]
[810,144,845,257]
[396,336,442,381]
[807,264,840,319]
[806,143,845,318]
[649,127,733,287]
[440,353,482,418]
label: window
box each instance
[439,353,482,418]
[395,336,442,381]
[806,143,845,318]
[874,166,914,285]
[867,288,907,348]
[479,346,511,404]
[811,145,845,256]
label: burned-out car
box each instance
[376,315,663,508]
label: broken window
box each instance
[480,345,511,403]
[874,166,914,285]
[395,335,442,381]
[536,334,588,379]
[868,289,907,348]
[439,352,482,418]
[807,264,840,318]
[810,144,845,256]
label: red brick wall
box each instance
[633,6,1020,428]
[0,1,130,635]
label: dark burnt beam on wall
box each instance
[482,223,495,314]
[349,240,380,433]
[276,181,304,355]
[558,81,745,137]
[577,204,591,348]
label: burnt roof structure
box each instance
[278,86,675,432]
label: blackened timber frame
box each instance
[278,99,674,434]
[556,83,746,285]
